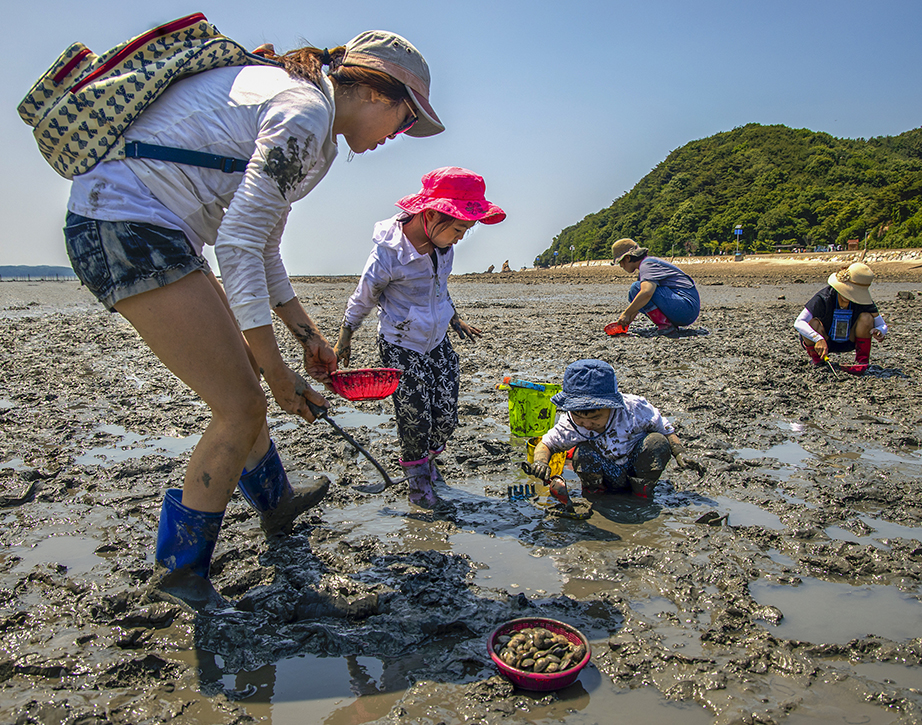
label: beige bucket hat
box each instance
[342,30,444,137]
[828,262,875,305]
[611,238,649,265]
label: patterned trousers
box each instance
[378,335,460,462]
[572,433,671,493]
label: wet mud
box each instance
[2,258,922,724]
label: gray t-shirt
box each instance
[638,257,696,290]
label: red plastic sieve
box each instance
[329,368,401,401]
[604,322,630,336]
[487,617,591,691]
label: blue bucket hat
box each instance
[550,359,625,412]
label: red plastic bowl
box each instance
[329,368,401,401]
[487,617,591,691]
[604,322,630,336]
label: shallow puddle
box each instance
[733,441,813,479]
[8,534,102,575]
[847,661,922,691]
[169,648,713,725]
[451,530,562,595]
[822,447,922,472]
[75,424,200,465]
[750,577,922,643]
[826,514,922,550]
[713,496,785,529]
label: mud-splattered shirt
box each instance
[67,65,338,330]
[540,394,674,465]
[341,215,455,355]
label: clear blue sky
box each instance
[3,0,921,274]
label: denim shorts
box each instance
[64,212,211,311]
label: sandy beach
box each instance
[1,253,921,724]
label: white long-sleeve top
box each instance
[541,394,675,466]
[342,215,455,354]
[67,65,338,330]
[794,308,888,342]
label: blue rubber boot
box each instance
[154,488,227,611]
[238,440,329,537]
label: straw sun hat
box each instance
[828,262,875,305]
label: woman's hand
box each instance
[303,337,337,385]
[334,326,353,367]
[616,312,632,327]
[263,364,328,422]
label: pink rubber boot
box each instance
[401,458,439,508]
[428,446,446,487]
[841,337,871,375]
[644,307,676,332]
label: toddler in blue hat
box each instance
[530,359,690,501]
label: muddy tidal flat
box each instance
[2,254,922,725]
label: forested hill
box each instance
[539,124,922,264]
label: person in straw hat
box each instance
[609,238,700,335]
[794,262,887,375]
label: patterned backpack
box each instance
[18,13,277,179]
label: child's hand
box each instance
[334,326,353,367]
[452,319,482,341]
[814,337,829,359]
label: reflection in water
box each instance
[10,535,101,575]
[193,650,407,725]
[75,423,200,465]
[750,578,922,643]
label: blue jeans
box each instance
[629,281,700,326]
[64,212,210,310]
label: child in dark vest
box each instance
[794,262,887,375]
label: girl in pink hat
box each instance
[334,167,505,507]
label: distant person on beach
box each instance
[529,359,691,503]
[334,167,505,507]
[60,30,443,609]
[794,262,887,375]
[609,238,700,335]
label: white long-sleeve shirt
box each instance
[541,394,675,466]
[68,65,338,330]
[342,215,455,354]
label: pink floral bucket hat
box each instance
[396,167,506,224]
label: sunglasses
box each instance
[391,100,418,137]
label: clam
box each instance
[494,626,586,675]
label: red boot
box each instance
[841,337,871,375]
[800,338,823,366]
[645,308,674,331]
